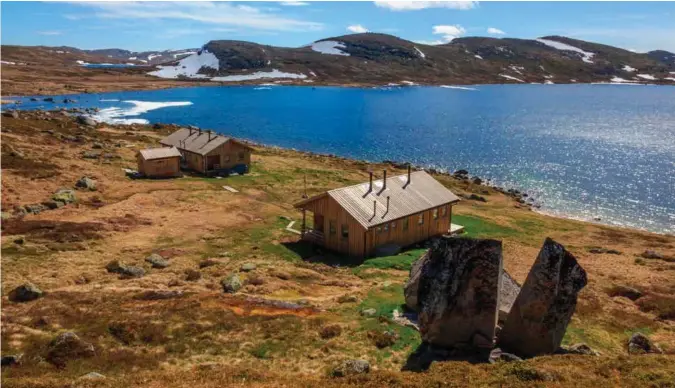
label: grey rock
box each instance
[79,372,106,380]
[3,110,19,119]
[76,115,97,127]
[360,308,377,317]
[82,151,100,159]
[75,176,97,191]
[92,142,104,149]
[240,263,257,272]
[560,343,599,356]
[14,236,25,245]
[221,274,242,293]
[332,359,370,377]
[608,285,642,301]
[185,269,202,281]
[628,332,663,354]
[499,238,587,358]
[24,204,46,214]
[499,269,521,323]
[8,283,43,302]
[46,332,95,367]
[641,250,664,260]
[1,354,22,366]
[488,348,522,363]
[145,253,169,269]
[416,238,502,350]
[42,200,65,210]
[105,260,144,278]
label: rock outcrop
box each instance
[331,359,370,377]
[8,283,44,302]
[46,332,95,367]
[628,332,663,354]
[416,238,502,350]
[499,238,587,358]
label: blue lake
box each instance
[8,84,675,234]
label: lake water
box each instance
[7,84,675,234]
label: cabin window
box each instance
[384,223,389,232]
[329,220,336,235]
[441,206,447,217]
[403,218,409,231]
[418,213,424,225]
[433,209,439,220]
[391,221,396,229]
[238,151,245,161]
[341,224,349,239]
[376,226,382,234]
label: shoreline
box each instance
[4,107,673,237]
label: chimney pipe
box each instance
[208,130,212,141]
[386,196,390,214]
[382,170,387,191]
[188,128,193,136]
[373,200,376,217]
[369,171,373,192]
[407,164,411,184]
[198,128,202,135]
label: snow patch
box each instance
[636,74,656,80]
[474,54,483,60]
[1,60,16,65]
[414,46,426,59]
[211,69,306,82]
[622,65,636,72]
[92,100,193,125]
[172,51,196,58]
[544,80,554,84]
[311,40,349,56]
[508,65,525,75]
[665,77,675,82]
[400,80,418,86]
[440,85,477,91]
[129,56,137,60]
[499,74,525,83]
[309,71,317,77]
[536,38,595,63]
[610,77,638,83]
[147,54,161,61]
[76,60,88,65]
[148,50,219,79]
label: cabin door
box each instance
[314,214,324,233]
[206,155,220,170]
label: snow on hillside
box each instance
[636,74,656,80]
[148,50,219,79]
[499,74,525,83]
[311,41,349,56]
[536,39,595,64]
[414,47,426,59]
[622,65,637,72]
[211,69,307,82]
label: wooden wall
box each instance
[205,141,252,170]
[137,156,181,177]
[183,151,204,173]
[365,204,453,256]
[302,195,454,258]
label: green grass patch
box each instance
[452,214,519,239]
[351,248,427,277]
[358,283,405,317]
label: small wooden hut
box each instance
[294,168,461,258]
[137,147,182,178]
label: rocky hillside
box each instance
[2,33,674,86]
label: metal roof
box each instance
[138,147,182,160]
[297,170,460,229]
[159,128,251,156]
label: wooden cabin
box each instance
[294,168,460,258]
[159,128,253,175]
[137,147,182,178]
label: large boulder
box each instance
[52,189,77,205]
[105,260,145,278]
[76,115,97,127]
[331,359,370,377]
[404,250,429,311]
[628,332,663,354]
[499,270,521,323]
[8,283,43,302]
[221,274,242,293]
[416,238,502,350]
[499,238,587,358]
[145,253,169,269]
[46,332,95,368]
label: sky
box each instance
[1,1,674,53]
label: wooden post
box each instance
[301,209,306,237]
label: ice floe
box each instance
[536,38,595,63]
[148,50,219,79]
[414,47,426,59]
[636,74,656,80]
[440,85,477,91]
[92,100,193,125]
[622,65,636,72]
[499,74,525,83]
[311,40,349,56]
[211,69,307,82]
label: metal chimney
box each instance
[407,164,411,185]
[382,170,387,191]
[208,130,212,141]
[373,200,377,217]
[369,171,373,192]
[386,196,390,214]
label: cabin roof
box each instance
[138,147,182,160]
[295,170,460,229]
[159,128,252,156]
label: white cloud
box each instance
[374,1,477,11]
[432,24,466,42]
[280,1,309,5]
[347,24,369,33]
[414,39,446,45]
[73,2,323,32]
[37,31,62,36]
[487,27,505,35]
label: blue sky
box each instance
[2,1,674,52]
